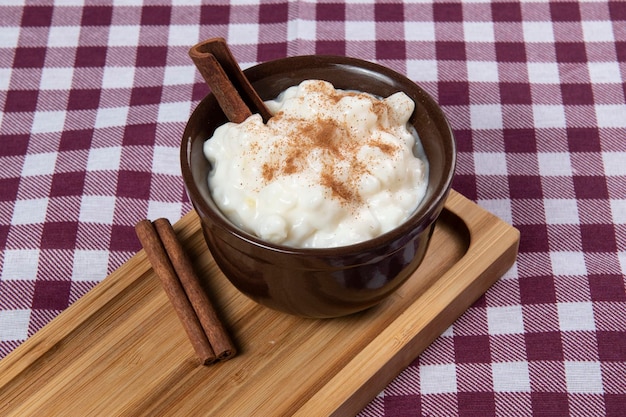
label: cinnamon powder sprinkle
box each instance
[370,139,395,155]
[253,81,405,207]
[321,169,356,202]
[261,163,274,182]
[261,113,399,206]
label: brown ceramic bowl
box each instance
[181,55,456,318]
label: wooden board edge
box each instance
[334,239,518,417]
[0,190,520,417]
[296,191,520,416]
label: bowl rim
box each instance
[181,55,457,256]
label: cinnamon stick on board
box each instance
[153,218,236,360]
[135,220,217,365]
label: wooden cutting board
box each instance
[0,190,519,416]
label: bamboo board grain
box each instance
[0,190,519,416]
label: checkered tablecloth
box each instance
[1,1,624,415]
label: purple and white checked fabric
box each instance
[1,1,624,415]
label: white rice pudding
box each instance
[203,80,428,248]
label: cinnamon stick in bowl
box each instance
[188,37,272,123]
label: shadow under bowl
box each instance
[181,55,456,318]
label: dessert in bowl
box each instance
[181,55,456,318]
